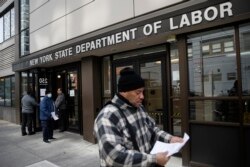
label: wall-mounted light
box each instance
[166,34,176,43]
[57,75,61,79]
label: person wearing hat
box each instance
[94,67,183,167]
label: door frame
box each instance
[111,50,170,131]
[52,62,82,134]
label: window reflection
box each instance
[0,76,15,107]
[188,27,242,123]
[188,28,236,97]
[240,23,250,96]
[171,43,180,97]
[170,43,182,135]
[190,100,240,122]
[20,0,29,56]
[244,100,250,124]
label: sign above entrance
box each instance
[13,1,242,71]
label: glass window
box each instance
[244,100,250,124]
[0,17,3,43]
[11,76,15,107]
[171,43,180,97]
[188,27,236,97]
[20,0,29,56]
[188,27,241,123]
[4,11,11,40]
[11,8,15,37]
[239,23,250,96]
[20,29,30,56]
[0,78,4,106]
[170,43,182,136]
[0,76,15,107]
[4,77,11,106]
[21,72,28,95]
[20,0,29,31]
[102,57,111,104]
[190,100,240,122]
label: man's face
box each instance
[123,88,144,108]
[57,89,62,94]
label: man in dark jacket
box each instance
[40,90,56,143]
[21,90,39,136]
[55,88,67,132]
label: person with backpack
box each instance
[94,67,183,167]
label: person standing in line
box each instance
[21,89,39,136]
[40,90,56,143]
[94,67,183,167]
[55,88,67,132]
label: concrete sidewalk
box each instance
[0,120,182,167]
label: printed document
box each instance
[150,133,190,157]
[51,111,59,120]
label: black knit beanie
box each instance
[118,67,145,92]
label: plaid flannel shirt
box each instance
[94,94,172,167]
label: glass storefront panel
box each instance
[240,23,250,96]
[240,23,250,126]
[187,27,243,123]
[0,17,3,43]
[141,61,163,128]
[102,57,111,104]
[171,43,180,97]
[21,72,28,95]
[244,100,250,124]
[0,76,15,107]
[67,70,79,130]
[170,43,182,136]
[11,76,15,107]
[188,27,236,97]
[189,100,240,122]
[4,77,11,106]
[0,78,4,106]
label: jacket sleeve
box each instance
[94,107,157,167]
[55,95,62,108]
[31,97,39,107]
[147,114,172,143]
[40,99,52,118]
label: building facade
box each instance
[0,0,17,123]
[7,0,250,166]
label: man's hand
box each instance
[170,136,183,143]
[156,152,170,166]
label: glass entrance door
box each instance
[113,54,167,129]
[67,70,79,131]
[55,68,80,132]
[140,61,164,129]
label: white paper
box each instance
[150,133,190,157]
[70,90,75,97]
[51,111,59,120]
[40,89,46,96]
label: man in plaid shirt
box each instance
[94,67,183,167]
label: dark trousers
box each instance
[41,119,54,141]
[58,109,67,131]
[21,113,33,135]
